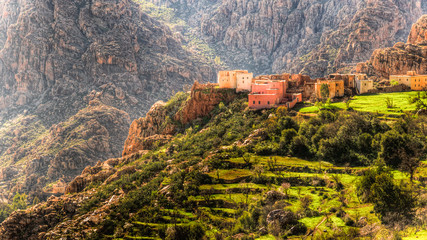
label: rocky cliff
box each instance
[0,0,215,204]
[0,99,130,202]
[122,82,239,156]
[0,0,214,124]
[356,15,427,78]
[148,0,425,77]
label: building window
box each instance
[268,101,270,105]
[253,101,255,104]
[258,101,261,105]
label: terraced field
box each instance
[297,92,420,116]
[121,156,427,239]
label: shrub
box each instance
[289,135,312,159]
[300,195,313,210]
[165,223,205,240]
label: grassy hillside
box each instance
[51,92,427,240]
[298,92,419,116]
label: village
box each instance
[217,70,427,110]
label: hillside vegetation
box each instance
[2,91,425,240]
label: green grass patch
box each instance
[329,216,346,227]
[207,169,253,181]
[299,216,324,228]
[299,92,419,116]
[199,183,267,190]
[402,229,427,240]
[229,156,334,168]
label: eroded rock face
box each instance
[356,15,427,78]
[174,82,237,125]
[0,0,214,124]
[0,195,83,240]
[122,101,174,156]
[65,159,120,194]
[0,0,215,203]
[0,100,130,201]
[148,0,424,77]
[122,82,238,156]
[408,15,427,45]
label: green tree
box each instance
[409,90,427,113]
[0,203,12,222]
[289,135,312,159]
[356,165,416,223]
[379,131,408,167]
[12,193,27,210]
[379,131,422,168]
[320,83,330,101]
[370,172,416,223]
[385,97,395,108]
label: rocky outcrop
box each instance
[122,82,238,156]
[122,101,175,156]
[0,189,125,240]
[174,82,237,124]
[65,159,118,194]
[0,0,214,124]
[408,15,427,45]
[0,100,130,201]
[356,15,427,78]
[148,0,425,77]
[0,0,216,203]
[0,195,84,240]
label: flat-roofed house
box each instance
[389,71,427,91]
[315,79,345,99]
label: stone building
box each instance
[218,70,254,92]
[248,75,303,110]
[315,79,345,99]
[355,79,374,94]
[329,74,356,89]
[389,71,427,91]
[249,80,287,109]
[303,81,316,99]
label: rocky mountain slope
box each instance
[356,15,427,77]
[0,100,130,202]
[0,86,425,240]
[122,81,239,156]
[0,0,214,123]
[0,0,216,204]
[147,0,425,77]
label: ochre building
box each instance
[390,71,427,91]
[218,70,254,92]
[315,79,345,99]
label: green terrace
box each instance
[297,92,420,116]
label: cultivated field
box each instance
[298,92,420,116]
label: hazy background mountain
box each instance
[146,0,426,77]
[0,0,214,203]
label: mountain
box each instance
[147,0,425,77]
[0,0,215,203]
[0,0,214,123]
[0,83,425,239]
[357,15,427,77]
